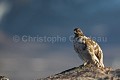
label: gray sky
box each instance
[0,0,120,80]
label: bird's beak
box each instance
[74,31,77,34]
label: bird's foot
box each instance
[79,64,85,68]
[79,62,90,68]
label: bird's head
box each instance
[74,28,84,36]
[0,76,5,78]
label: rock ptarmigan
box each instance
[73,28,104,68]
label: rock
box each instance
[38,65,120,80]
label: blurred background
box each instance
[0,0,120,80]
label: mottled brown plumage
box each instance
[73,28,104,68]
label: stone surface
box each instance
[38,65,120,80]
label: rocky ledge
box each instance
[38,65,120,80]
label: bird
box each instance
[73,28,104,68]
[0,76,9,80]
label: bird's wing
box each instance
[84,37,102,61]
[83,38,94,52]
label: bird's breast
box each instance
[73,37,86,51]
